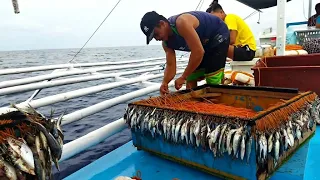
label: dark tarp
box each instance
[235,0,292,10]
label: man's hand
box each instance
[174,76,186,90]
[160,83,169,95]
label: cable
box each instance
[244,10,258,20]
[195,0,204,10]
[69,0,123,63]
[302,0,308,20]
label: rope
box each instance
[69,0,123,63]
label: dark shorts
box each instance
[233,45,255,61]
[186,37,230,85]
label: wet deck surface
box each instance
[65,126,320,180]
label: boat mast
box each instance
[276,0,286,56]
[308,0,312,18]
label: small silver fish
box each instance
[7,145,35,175]
[296,126,302,140]
[282,129,291,148]
[212,124,221,144]
[268,133,273,153]
[163,116,168,139]
[287,127,295,147]
[240,133,246,160]
[261,134,267,160]
[180,121,187,143]
[171,118,177,141]
[227,129,237,155]
[218,124,227,152]
[246,136,252,163]
[7,137,35,170]
[0,157,17,180]
[189,123,195,145]
[174,119,184,142]
[194,120,201,147]
[232,128,242,157]
[274,132,280,166]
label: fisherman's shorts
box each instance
[186,36,230,85]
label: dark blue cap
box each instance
[140,11,163,45]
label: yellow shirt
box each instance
[224,14,257,51]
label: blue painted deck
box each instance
[65,126,320,180]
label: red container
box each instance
[252,53,320,95]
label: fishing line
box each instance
[69,0,123,63]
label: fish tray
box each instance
[124,84,320,180]
[251,53,320,95]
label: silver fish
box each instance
[7,137,34,170]
[296,125,302,140]
[193,120,201,147]
[282,129,291,148]
[29,120,62,160]
[240,133,246,160]
[208,128,216,151]
[218,124,228,152]
[246,136,252,163]
[171,118,177,141]
[212,124,221,144]
[274,132,280,166]
[163,116,168,139]
[268,133,273,153]
[227,129,237,155]
[189,122,195,146]
[232,128,242,157]
[0,157,17,180]
[174,118,184,142]
[7,145,35,175]
[287,127,295,147]
[221,127,230,154]
[180,121,187,143]
[261,134,267,160]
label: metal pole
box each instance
[276,0,286,56]
[308,0,312,18]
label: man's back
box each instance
[224,14,256,51]
[165,11,229,51]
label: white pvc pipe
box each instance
[61,81,175,125]
[60,118,127,162]
[0,60,188,88]
[0,73,166,115]
[0,57,165,75]
[0,67,165,95]
[59,80,207,162]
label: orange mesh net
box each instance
[132,89,318,132]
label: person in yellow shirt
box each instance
[206,0,257,61]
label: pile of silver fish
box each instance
[0,105,64,180]
[256,101,318,168]
[124,100,319,167]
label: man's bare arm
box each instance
[162,42,176,84]
[176,14,204,79]
[230,30,237,45]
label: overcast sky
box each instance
[0,0,317,51]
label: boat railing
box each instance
[0,56,192,163]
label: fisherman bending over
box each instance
[308,3,320,27]
[206,0,257,61]
[140,11,230,95]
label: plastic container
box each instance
[252,53,320,95]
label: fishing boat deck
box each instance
[65,126,320,180]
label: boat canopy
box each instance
[235,0,291,9]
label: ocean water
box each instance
[0,45,189,179]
